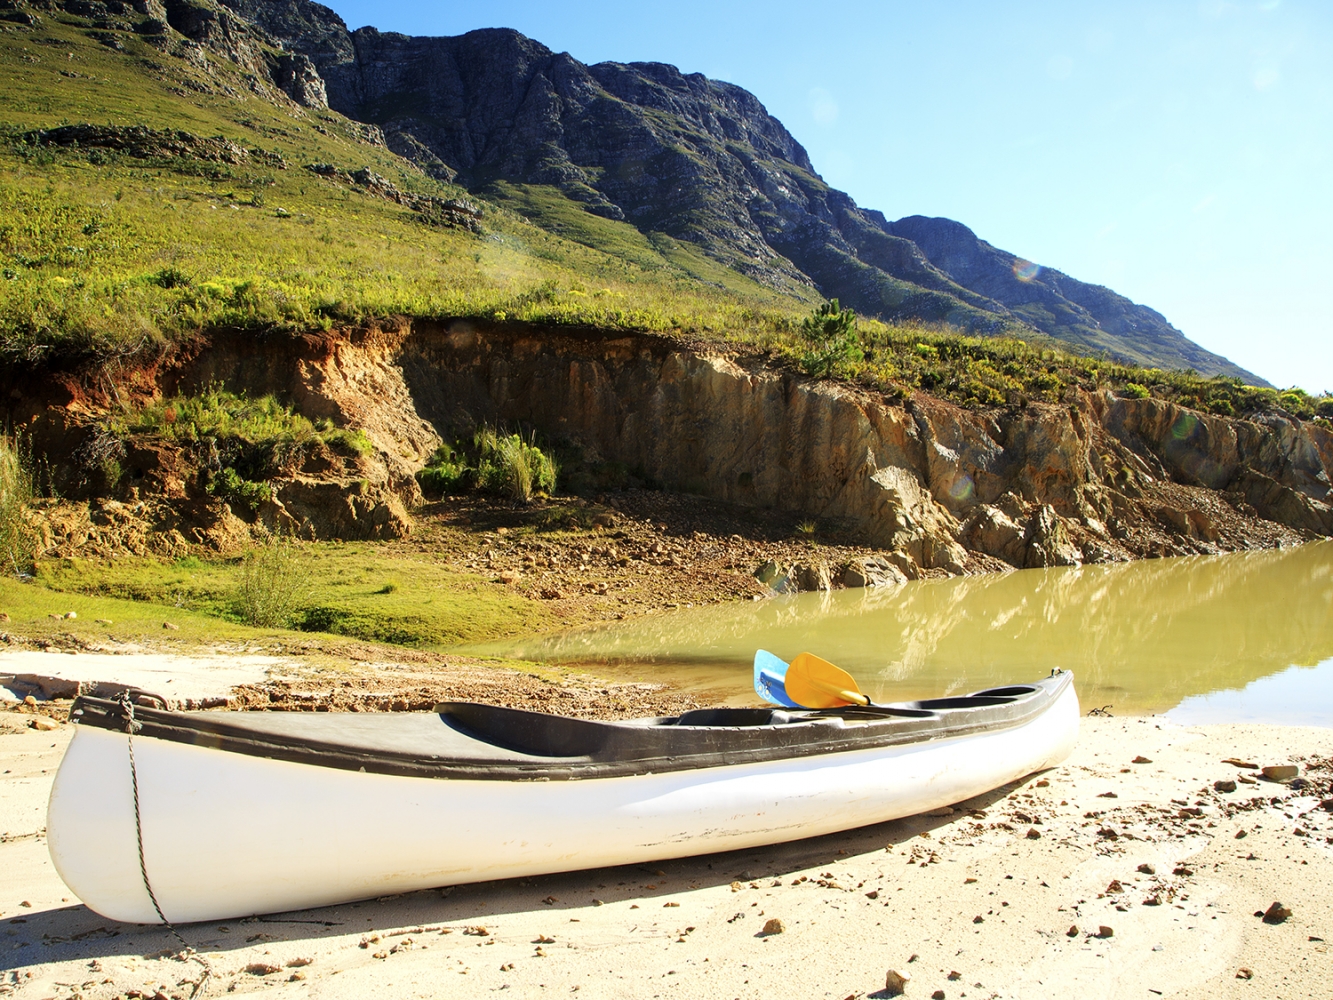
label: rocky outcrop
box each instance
[22,124,286,168]
[390,320,1324,572]
[5,322,1326,565]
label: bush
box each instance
[1122,383,1150,399]
[0,435,36,577]
[475,427,557,504]
[235,536,308,627]
[799,299,860,378]
[208,466,271,514]
[415,443,470,496]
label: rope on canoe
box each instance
[120,692,213,998]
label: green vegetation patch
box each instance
[417,427,558,504]
[35,542,554,648]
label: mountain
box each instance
[214,0,1268,385]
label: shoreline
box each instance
[2,715,1330,999]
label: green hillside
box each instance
[0,7,1328,422]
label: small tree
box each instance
[799,299,861,377]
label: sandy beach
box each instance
[3,691,1331,1000]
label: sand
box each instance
[2,711,1331,1000]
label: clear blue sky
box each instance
[326,1,1331,392]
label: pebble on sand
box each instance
[1097,926,1114,938]
[1214,779,1237,793]
[1132,755,1152,764]
[1261,902,1292,924]
[1261,765,1298,781]
[1236,968,1254,980]
[931,991,946,999]
[761,918,785,935]
[1066,925,1079,937]
[29,716,58,731]
[884,969,911,996]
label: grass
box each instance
[0,434,36,576]
[34,542,555,648]
[0,12,1327,427]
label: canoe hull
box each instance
[47,681,1078,923]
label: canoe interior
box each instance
[68,671,1073,781]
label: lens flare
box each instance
[1170,412,1198,441]
[1013,259,1041,282]
[948,475,975,502]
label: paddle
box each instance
[783,651,874,709]
[752,649,799,708]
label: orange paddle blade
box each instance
[783,652,870,709]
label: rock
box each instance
[842,556,909,588]
[1026,827,1041,839]
[1214,779,1237,793]
[1066,925,1079,937]
[1097,925,1114,938]
[1261,765,1298,781]
[931,992,945,1000]
[1023,505,1083,569]
[792,563,831,592]
[926,806,954,817]
[1222,758,1258,768]
[1137,864,1156,875]
[22,695,36,707]
[1236,968,1253,980]
[761,918,784,935]
[961,505,1026,566]
[245,963,283,975]
[1320,799,1333,812]
[29,717,58,731]
[1262,902,1291,924]
[162,621,179,630]
[1106,880,1123,894]
[63,611,76,619]
[884,969,911,996]
[947,971,961,981]
[1132,755,1152,764]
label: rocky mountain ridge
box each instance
[204,0,1268,385]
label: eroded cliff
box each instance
[7,322,1327,576]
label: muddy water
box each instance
[463,542,1333,724]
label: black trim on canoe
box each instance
[68,672,1072,781]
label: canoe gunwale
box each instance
[68,672,1073,782]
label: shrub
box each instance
[0,435,36,577]
[1122,383,1150,399]
[208,466,271,514]
[799,299,860,377]
[474,428,557,504]
[416,442,470,496]
[235,535,308,627]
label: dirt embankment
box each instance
[4,319,1330,591]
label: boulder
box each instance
[1023,505,1082,568]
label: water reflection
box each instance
[461,542,1333,720]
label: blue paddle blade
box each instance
[753,649,799,707]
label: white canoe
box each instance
[47,672,1078,923]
